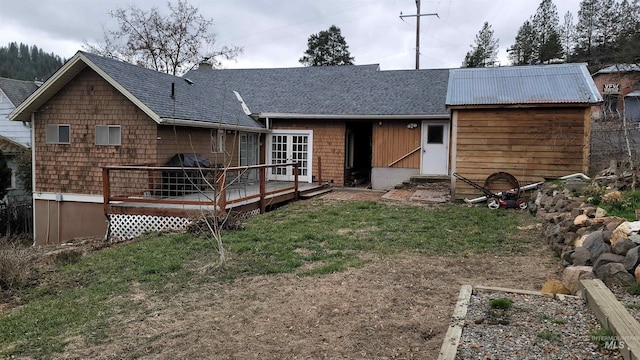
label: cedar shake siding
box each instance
[271,119,345,185]
[454,107,589,200]
[34,68,158,195]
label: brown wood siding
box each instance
[156,126,240,167]
[454,107,589,200]
[271,120,345,185]
[372,121,421,168]
[34,68,158,195]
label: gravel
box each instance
[612,286,640,323]
[456,289,623,360]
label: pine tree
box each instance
[615,0,640,63]
[575,0,601,55]
[509,21,537,65]
[531,0,563,62]
[299,25,355,66]
[462,22,499,68]
[0,42,64,80]
[561,11,576,61]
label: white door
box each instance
[421,121,449,175]
[268,130,313,182]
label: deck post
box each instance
[102,167,110,214]
[294,162,299,201]
[217,171,227,214]
[259,167,266,213]
[317,156,322,185]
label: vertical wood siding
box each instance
[371,121,421,168]
[156,126,239,167]
[454,107,589,199]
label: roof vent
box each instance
[198,62,213,70]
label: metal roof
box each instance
[594,64,640,75]
[446,63,603,107]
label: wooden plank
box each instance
[438,285,472,360]
[581,279,640,360]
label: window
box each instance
[427,125,444,144]
[211,129,225,153]
[604,94,619,114]
[9,168,16,189]
[95,125,121,146]
[46,125,70,144]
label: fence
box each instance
[0,199,33,237]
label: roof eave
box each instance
[258,113,450,120]
[447,102,601,109]
[159,117,269,133]
[9,52,162,124]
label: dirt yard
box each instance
[61,190,562,359]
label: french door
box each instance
[268,130,313,182]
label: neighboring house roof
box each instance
[0,77,39,106]
[184,66,451,118]
[10,51,265,131]
[0,77,37,148]
[446,63,603,107]
[626,90,640,98]
[0,134,27,155]
[593,64,640,75]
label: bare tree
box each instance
[85,0,242,75]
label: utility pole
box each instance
[400,0,438,69]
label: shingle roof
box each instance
[594,64,640,75]
[446,63,603,106]
[0,77,39,106]
[184,65,450,117]
[81,52,262,129]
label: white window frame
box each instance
[45,124,71,144]
[266,129,313,183]
[95,125,122,146]
[211,129,225,153]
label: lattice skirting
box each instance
[108,214,191,241]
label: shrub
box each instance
[0,240,35,292]
[489,297,513,310]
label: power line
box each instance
[399,0,438,69]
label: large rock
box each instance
[574,214,589,226]
[611,221,640,246]
[574,234,588,248]
[562,266,593,295]
[541,279,571,295]
[582,230,610,264]
[595,262,636,287]
[571,247,592,266]
[624,246,640,273]
[612,239,637,256]
[593,253,625,275]
[595,207,607,218]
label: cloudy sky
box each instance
[0,0,583,70]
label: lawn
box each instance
[0,198,540,358]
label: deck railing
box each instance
[102,162,300,214]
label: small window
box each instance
[427,125,444,144]
[211,129,225,153]
[46,124,70,144]
[95,125,121,146]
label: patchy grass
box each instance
[489,298,513,310]
[537,331,560,342]
[0,199,538,358]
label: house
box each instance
[446,64,602,200]
[0,77,39,198]
[590,64,640,171]
[11,51,602,245]
[184,65,451,189]
[10,51,267,245]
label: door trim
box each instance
[420,120,450,175]
[266,129,313,183]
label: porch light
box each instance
[407,123,418,129]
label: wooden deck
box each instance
[103,163,328,218]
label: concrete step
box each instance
[409,175,451,184]
[299,188,333,199]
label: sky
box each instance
[0,0,584,71]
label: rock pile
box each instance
[532,183,640,294]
